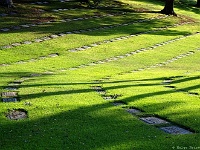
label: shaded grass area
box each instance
[0,0,200,149]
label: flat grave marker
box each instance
[6,109,28,120]
[127,108,141,114]
[140,116,169,125]
[2,98,18,102]
[1,92,18,97]
[160,126,192,134]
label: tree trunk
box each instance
[197,0,200,7]
[161,0,177,16]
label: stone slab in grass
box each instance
[6,109,28,120]
[20,25,30,28]
[0,28,10,32]
[12,43,21,47]
[113,101,126,106]
[35,39,43,42]
[102,94,120,100]
[140,117,169,125]
[1,92,18,97]
[91,86,103,90]
[96,89,106,95]
[13,80,24,84]
[48,53,59,57]
[127,108,141,114]
[4,86,19,90]
[2,97,19,102]
[50,35,59,38]
[23,41,32,44]
[12,26,21,30]
[160,126,192,134]
[30,73,41,77]
[8,83,21,86]
[162,79,173,84]
[0,13,8,17]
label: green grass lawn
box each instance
[0,0,200,149]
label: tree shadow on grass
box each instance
[0,98,200,150]
[1,73,200,149]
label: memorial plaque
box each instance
[23,41,32,44]
[1,28,10,32]
[2,98,18,102]
[58,33,66,36]
[0,13,8,17]
[90,44,98,47]
[20,25,30,28]
[12,43,21,46]
[102,94,119,100]
[76,48,85,51]
[66,32,72,34]
[160,126,192,134]
[1,92,18,97]
[91,86,102,90]
[49,53,58,57]
[97,89,106,95]
[30,73,41,77]
[50,35,59,38]
[12,26,21,30]
[2,45,12,49]
[162,79,172,84]
[127,108,141,114]
[35,39,43,42]
[140,117,168,125]
[113,102,126,106]
[4,86,19,90]
[6,109,28,120]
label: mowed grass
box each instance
[0,0,200,150]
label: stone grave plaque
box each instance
[140,117,168,125]
[91,86,102,90]
[49,53,58,57]
[6,109,28,120]
[160,126,192,134]
[1,28,10,32]
[20,25,30,28]
[50,35,59,38]
[4,86,19,90]
[76,48,85,51]
[113,101,126,106]
[23,41,32,44]
[30,73,41,77]
[12,43,21,47]
[162,79,172,84]
[2,45,12,49]
[90,43,98,47]
[35,39,43,42]
[8,83,20,86]
[66,31,72,34]
[96,89,106,95]
[2,98,18,102]
[127,108,141,114]
[1,92,18,97]
[58,33,66,36]
[102,94,119,100]
[0,13,8,17]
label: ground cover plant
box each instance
[0,0,200,149]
